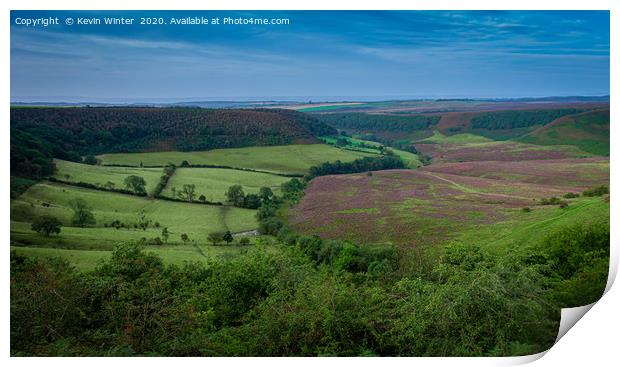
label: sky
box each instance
[10,10,610,102]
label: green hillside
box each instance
[517,109,610,155]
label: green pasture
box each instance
[53,159,163,194]
[161,167,290,203]
[97,144,373,174]
[11,182,258,243]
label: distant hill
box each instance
[10,107,336,179]
[517,109,610,156]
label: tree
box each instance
[199,194,207,203]
[258,187,274,203]
[335,137,348,146]
[161,227,169,243]
[243,194,261,209]
[180,233,189,244]
[208,232,224,246]
[83,155,98,165]
[180,160,190,167]
[181,184,196,202]
[226,185,245,207]
[31,215,62,236]
[68,198,96,227]
[137,210,150,231]
[223,231,234,244]
[124,175,146,195]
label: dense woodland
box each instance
[470,108,588,130]
[10,107,335,180]
[315,113,440,132]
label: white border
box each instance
[2,1,616,366]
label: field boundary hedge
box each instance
[46,178,230,207]
[47,177,148,197]
[101,163,304,178]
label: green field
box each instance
[11,181,258,245]
[161,167,290,202]
[11,241,273,271]
[419,130,494,144]
[97,144,374,174]
[321,136,423,168]
[454,197,609,255]
[53,159,164,194]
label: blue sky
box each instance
[10,11,610,102]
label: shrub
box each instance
[31,215,62,236]
[582,185,609,197]
[146,237,163,246]
[239,237,251,246]
[522,207,531,213]
[540,197,561,205]
[563,192,579,199]
[258,217,284,235]
[208,232,225,246]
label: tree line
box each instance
[470,108,588,130]
[315,113,440,132]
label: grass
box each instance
[419,130,494,144]
[10,241,274,271]
[53,159,164,194]
[161,167,290,202]
[97,144,374,174]
[11,181,258,247]
[455,197,609,255]
[518,110,610,156]
[321,136,423,168]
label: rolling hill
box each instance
[517,109,610,155]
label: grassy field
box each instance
[161,167,291,202]
[53,159,164,194]
[455,197,609,255]
[11,181,258,245]
[321,136,423,168]
[10,241,276,271]
[419,130,494,144]
[97,144,374,174]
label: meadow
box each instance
[161,167,291,202]
[53,159,164,194]
[11,181,258,246]
[320,136,423,168]
[97,144,373,174]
